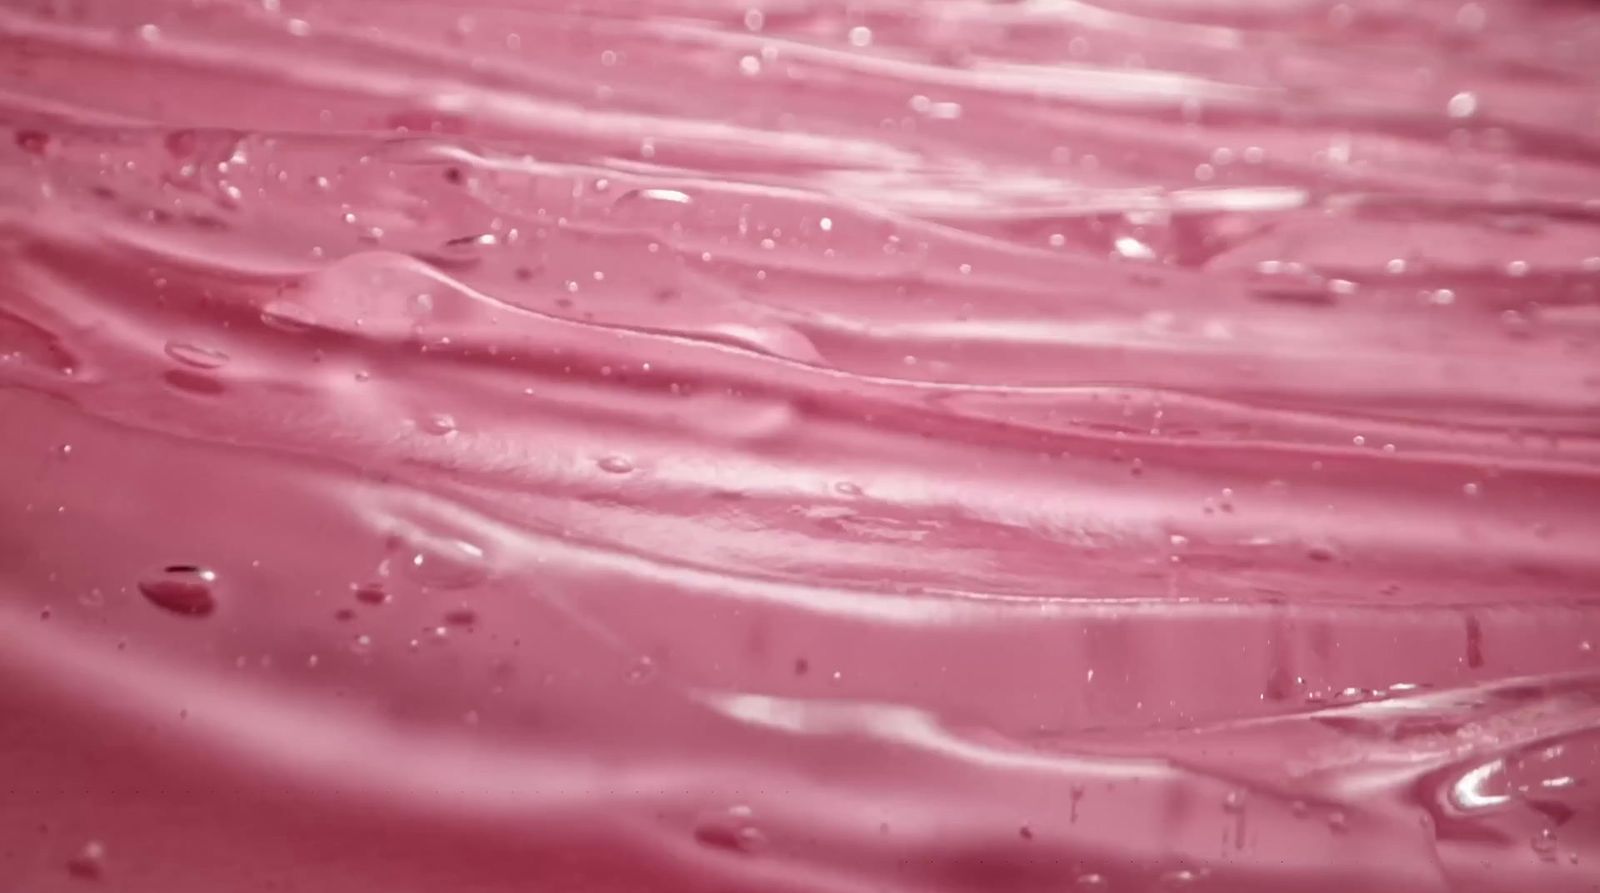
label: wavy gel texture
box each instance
[2,1,1600,890]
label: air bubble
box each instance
[1531,828,1558,861]
[419,413,458,436]
[137,566,218,617]
[598,455,635,475]
[260,301,317,333]
[66,840,106,880]
[694,806,767,853]
[395,534,489,590]
[164,341,230,370]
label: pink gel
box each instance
[2,1,1599,890]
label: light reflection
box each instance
[1452,759,1510,810]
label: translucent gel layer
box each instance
[2,1,1599,890]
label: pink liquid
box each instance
[2,1,1599,890]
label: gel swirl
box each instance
[2,1,1599,890]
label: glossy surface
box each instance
[2,1,1599,890]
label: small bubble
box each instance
[419,413,458,436]
[15,130,51,155]
[1160,868,1202,887]
[393,531,489,590]
[1500,309,1532,335]
[66,840,105,880]
[163,341,229,370]
[138,566,217,617]
[1446,91,1478,119]
[694,806,766,853]
[1306,545,1336,562]
[743,9,764,30]
[833,481,863,497]
[1223,790,1247,812]
[627,655,657,683]
[598,455,635,475]
[739,55,761,76]
[442,233,498,251]
[260,300,317,332]
[848,26,873,47]
[1114,236,1156,261]
[1463,482,1481,497]
[1531,828,1558,861]
[617,189,693,222]
[1076,874,1107,889]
